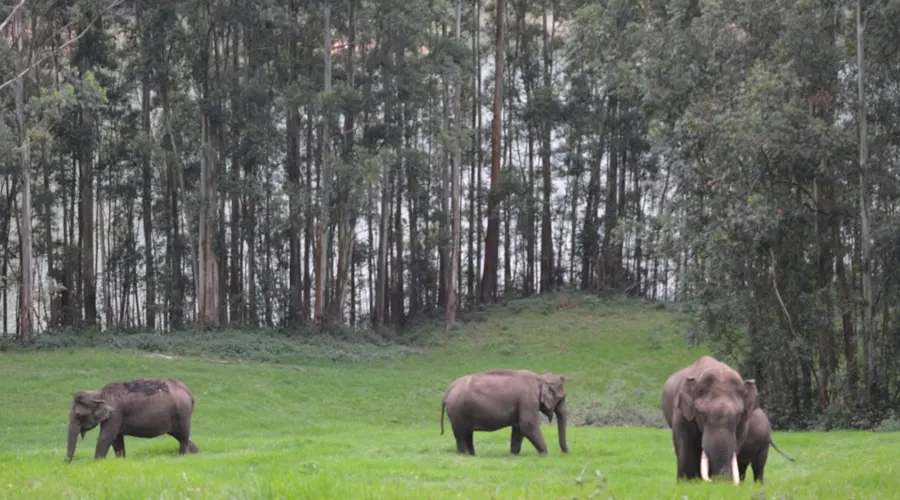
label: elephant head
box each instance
[66,391,114,462]
[676,369,758,484]
[538,373,569,453]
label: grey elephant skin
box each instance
[737,407,795,483]
[661,356,759,484]
[440,369,569,456]
[65,378,199,462]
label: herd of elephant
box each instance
[65,355,792,485]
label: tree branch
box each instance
[769,248,795,338]
[0,0,123,94]
[0,0,28,36]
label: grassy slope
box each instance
[1,297,898,499]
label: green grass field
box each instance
[1,297,898,499]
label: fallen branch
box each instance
[144,353,177,360]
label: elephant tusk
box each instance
[731,453,740,486]
[700,450,710,481]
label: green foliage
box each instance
[25,328,420,364]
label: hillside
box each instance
[0,296,896,499]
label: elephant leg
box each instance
[675,428,701,481]
[510,426,525,455]
[737,459,749,482]
[465,432,476,456]
[676,440,701,480]
[752,448,768,483]
[168,432,193,455]
[112,435,126,458]
[93,422,118,460]
[451,425,469,455]
[520,420,548,456]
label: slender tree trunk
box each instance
[160,53,183,329]
[304,107,314,322]
[539,3,555,294]
[331,0,358,325]
[315,2,332,327]
[137,0,156,330]
[79,118,97,326]
[446,0,463,328]
[196,19,220,328]
[600,96,619,292]
[14,8,33,341]
[228,25,244,325]
[285,31,303,326]
[392,107,407,325]
[374,167,391,327]
[857,0,875,401]
[439,71,450,309]
[479,0,505,304]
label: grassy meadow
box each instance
[1,296,898,499]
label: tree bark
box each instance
[539,3,555,294]
[137,0,156,330]
[857,0,875,401]
[479,0,505,305]
[446,0,463,328]
[315,2,332,328]
[14,7,33,341]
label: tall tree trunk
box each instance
[857,0,875,402]
[479,0,505,304]
[14,7,33,341]
[374,167,391,327]
[304,107,314,321]
[138,0,156,330]
[392,106,408,326]
[315,2,332,327]
[160,51,184,330]
[446,0,462,329]
[439,69,450,309]
[331,0,358,325]
[197,112,220,327]
[539,3,555,294]
[74,9,100,328]
[285,32,303,326]
[228,25,244,325]
[196,18,220,328]
[600,96,619,292]
[467,0,482,304]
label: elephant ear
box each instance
[539,380,557,411]
[91,399,114,422]
[676,376,697,421]
[743,379,759,413]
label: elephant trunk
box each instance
[700,450,739,485]
[65,416,80,462]
[700,430,739,485]
[555,399,569,453]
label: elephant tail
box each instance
[440,400,446,435]
[770,439,795,462]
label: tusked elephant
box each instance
[737,407,795,483]
[66,378,199,462]
[440,369,569,456]
[661,356,759,484]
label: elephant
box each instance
[661,356,759,484]
[65,378,199,462]
[440,369,569,456]
[737,407,795,483]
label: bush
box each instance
[27,328,421,364]
[567,380,667,428]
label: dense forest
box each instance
[3,0,900,428]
